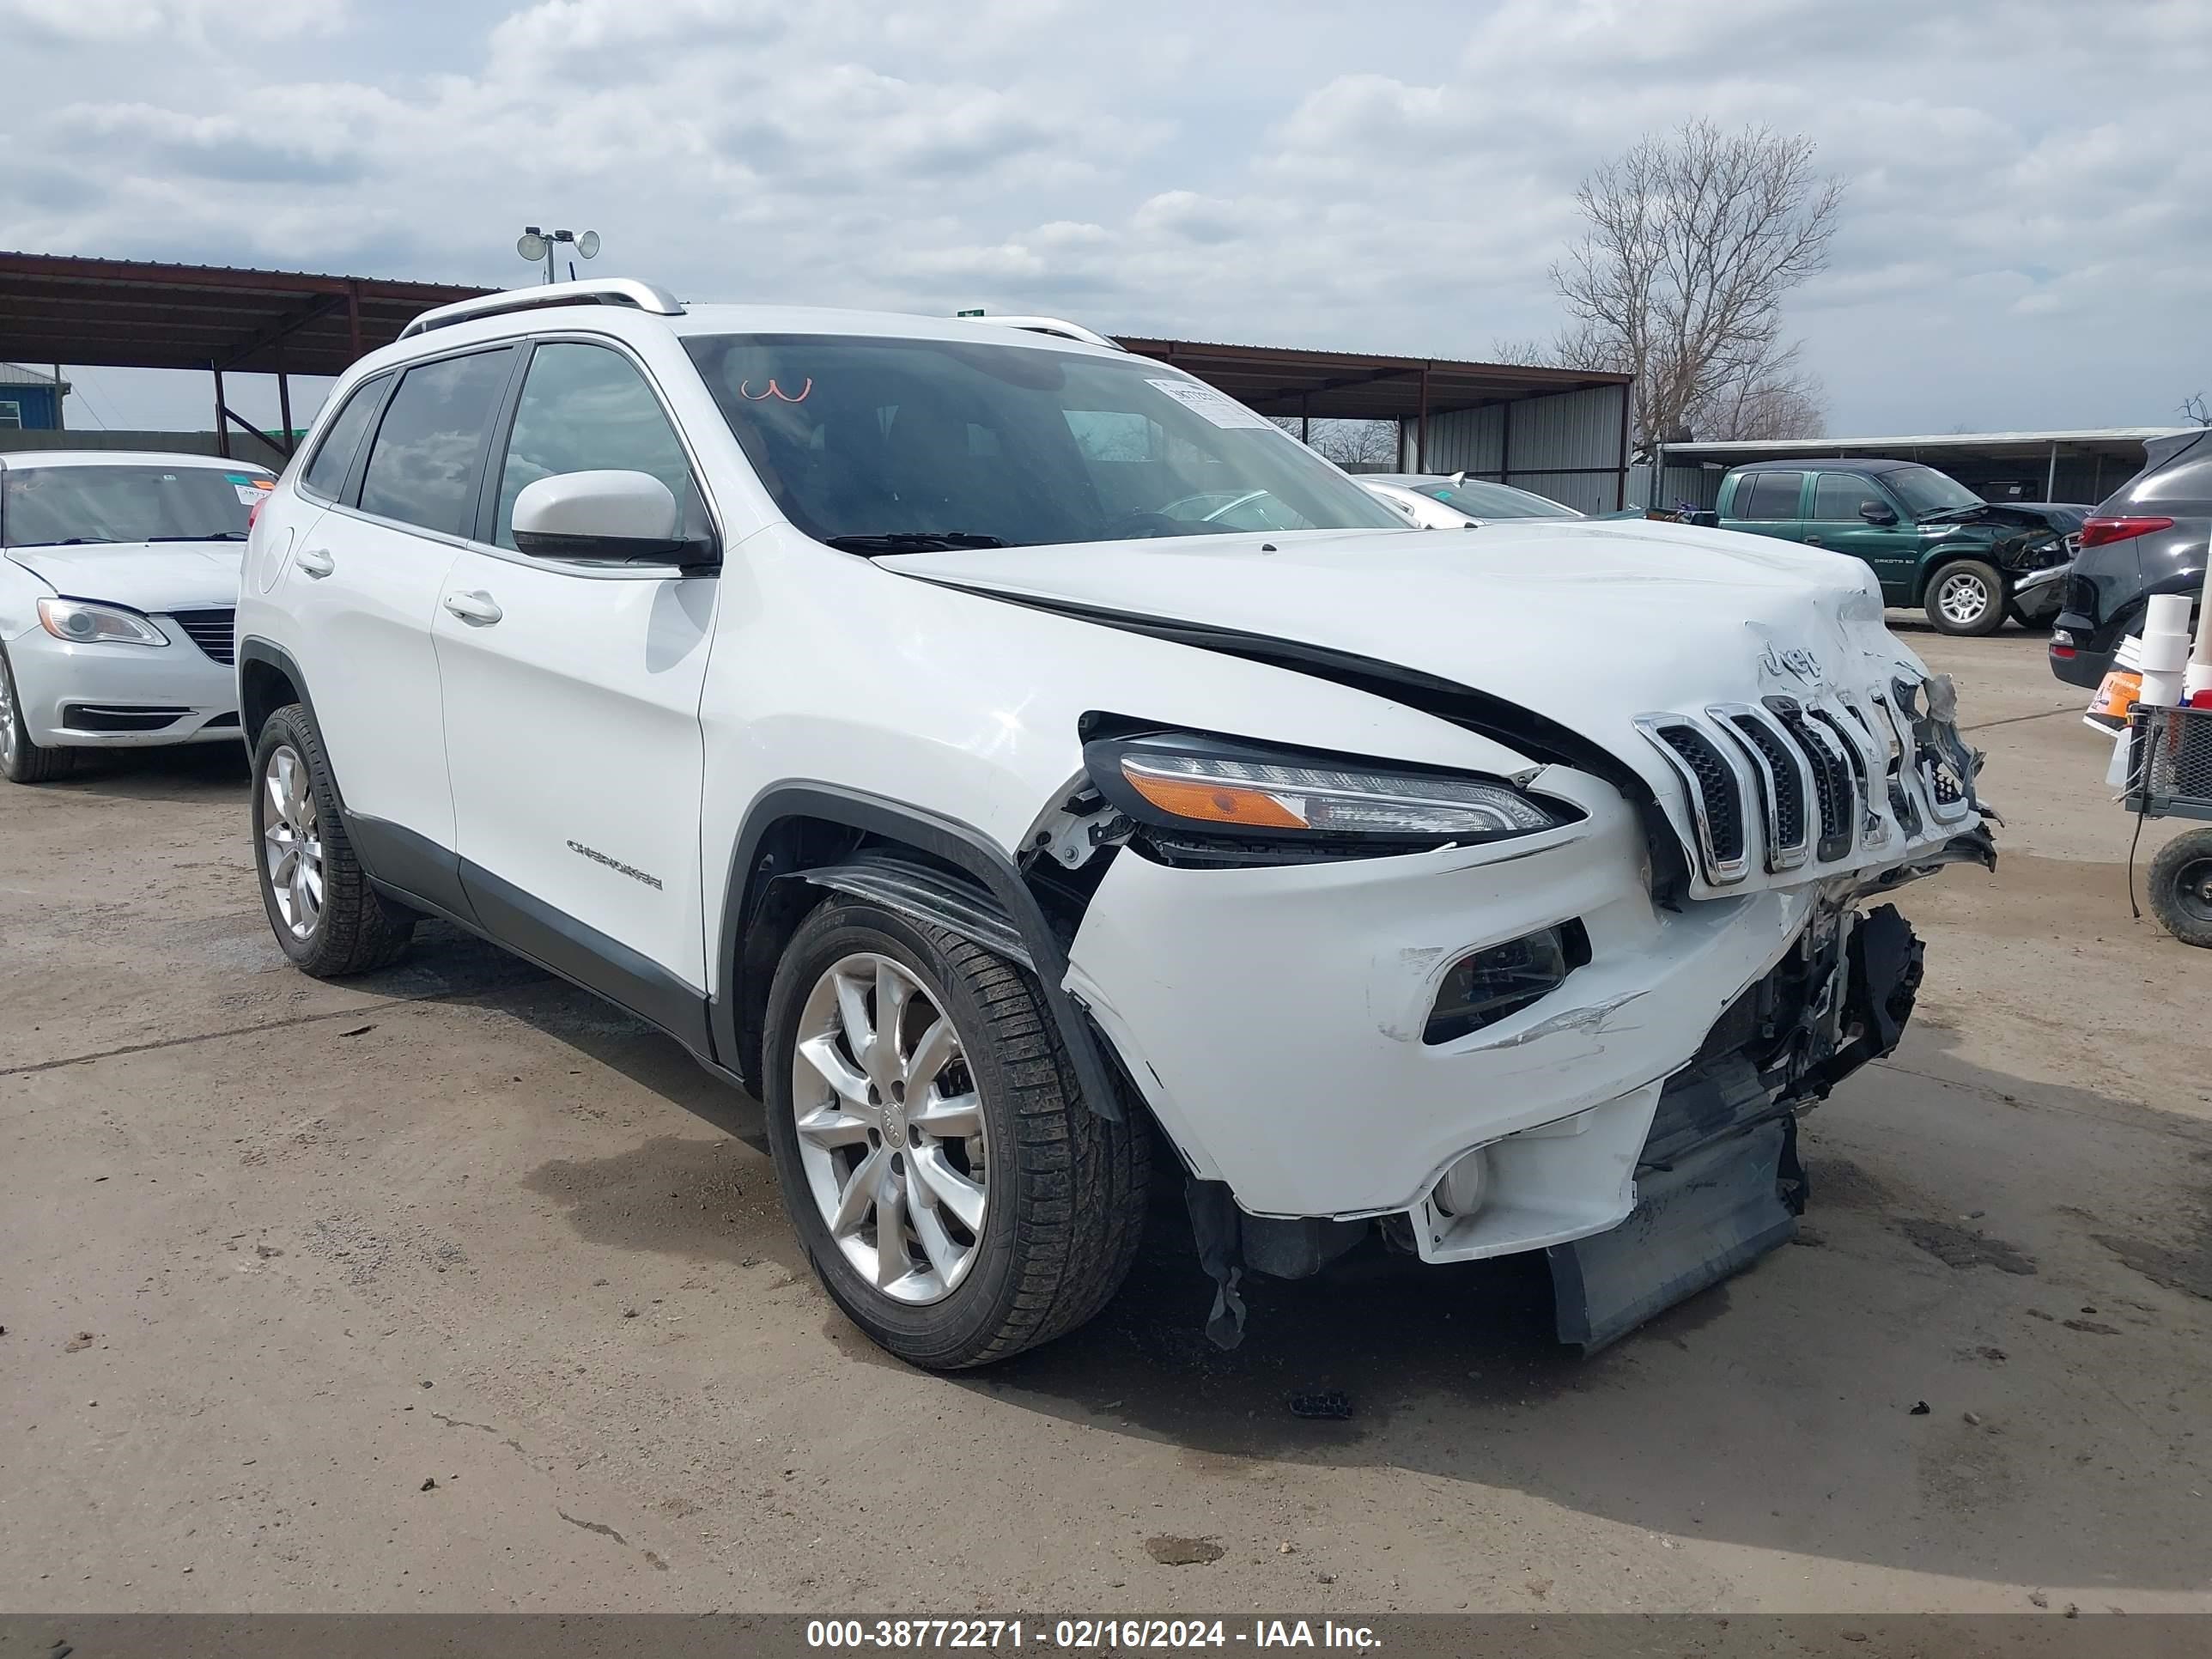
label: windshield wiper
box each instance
[148,532,248,541]
[824,532,1011,555]
[44,537,118,545]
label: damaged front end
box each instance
[1059,676,1990,1358]
[1548,898,1923,1351]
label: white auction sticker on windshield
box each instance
[1146,379,1270,429]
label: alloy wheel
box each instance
[1937,570,1990,628]
[790,951,990,1304]
[0,660,16,769]
[261,744,324,939]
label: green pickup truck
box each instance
[1715,458,2075,635]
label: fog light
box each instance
[1423,921,1589,1044]
[1435,1148,1489,1218]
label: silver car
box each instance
[0,451,270,781]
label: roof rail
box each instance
[957,314,1124,352]
[400,278,685,340]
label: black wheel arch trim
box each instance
[236,638,319,763]
[715,782,1122,1120]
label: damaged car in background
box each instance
[238,285,1995,1370]
[1717,458,2076,636]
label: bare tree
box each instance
[1486,337,1560,368]
[2181,392,2212,426]
[1550,119,1842,448]
[1275,416,1400,467]
[1705,347,1827,441]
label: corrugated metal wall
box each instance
[1409,382,1628,514]
[1419,404,1504,474]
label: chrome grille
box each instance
[1765,697,1854,863]
[1635,716,1749,884]
[171,607,235,665]
[1812,702,1883,847]
[1717,705,1810,870]
[1868,694,1923,837]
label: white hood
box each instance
[7,541,246,612]
[893,520,1978,896]
[891,520,1927,760]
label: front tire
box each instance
[1925,558,2007,636]
[763,897,1148,1369]
[251,703,415,976]
[0,644,72,783]
[2147,829,2212,950]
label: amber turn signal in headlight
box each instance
[1093,733,1565,843]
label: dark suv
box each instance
[1716,459,2074,636]
[2050,430,2211,689]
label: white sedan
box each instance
[0,450,270,782]
[1361,471,1583,528]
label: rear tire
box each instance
[763,896,1148,1369]
[2147,829,2212,950]
[251,702,415,976]
[0,645,73,783]
[1924,558,2006,636]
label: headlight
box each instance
[1087,732,1565,844]
[37,598,168,647]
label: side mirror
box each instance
[512,471,716,568]
[1858,501,1899,526]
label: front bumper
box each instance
[4,620,239,748]
[1068,769,1835,1231]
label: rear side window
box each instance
[490,342,698,549]
[358,348,516,536]
[2123,434,2212,514]
[1737,471,1802,521]
[1813,473,1884,520]
[300,374,387,501]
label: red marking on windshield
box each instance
[738,377,812,403]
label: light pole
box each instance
[515,227,601,284]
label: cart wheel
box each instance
[2147,828,2212,949]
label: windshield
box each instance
[1882,465,1983,520]
[684,333,1405,550]
[2,464,266,547]
[1416,479,1580,520]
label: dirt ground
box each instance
[2,623,2207,1616]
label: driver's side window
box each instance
[1814,472,1889,521]
[491,342,700,550]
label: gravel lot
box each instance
[3,625,2208,1614]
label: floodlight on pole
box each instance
[515,227,600,283]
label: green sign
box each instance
[956,308,985,317]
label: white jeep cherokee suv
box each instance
[239,279,1992,1369]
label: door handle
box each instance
[1805,535,1824,545]
[442,590,503,626]
[295,546,336,578]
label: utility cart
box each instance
[2126,703,2212,947]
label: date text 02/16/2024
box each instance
[804,1620,1382,1650]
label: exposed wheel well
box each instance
[718,789,1127,1123]
[240,657,302,747]
[730,815,1010,1085]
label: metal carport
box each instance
[0,255,1635,505]
[0,252,489,460]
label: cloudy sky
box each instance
[5,0,2208,436]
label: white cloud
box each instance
[0,0,343,41]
